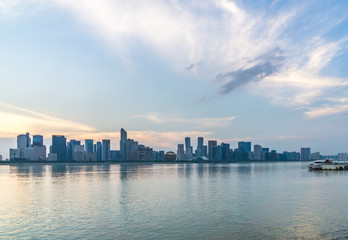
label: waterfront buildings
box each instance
[208,140,217,161]
[32,135,43,147]
[301,148,311,161]
[85,139,93,153]
[51,135,67,161]
[96,142,102,161]
[176,144,185,161]
[164,151,176,161]
[102,140,111,161]
[185,137,193,160]
[5,130,345,162]
[338,153,348,161]
[120,128,127,160]
[254,145,262,160]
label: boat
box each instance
[308,159,348,170]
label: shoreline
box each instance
[0,160,312,165]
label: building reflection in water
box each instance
[10,164,46,178]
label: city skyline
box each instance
[1,1,348,157]
[3,128,348,161]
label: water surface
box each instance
[1,162,348,239]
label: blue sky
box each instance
[0,0,348,158]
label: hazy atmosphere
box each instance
[1,0,348,158]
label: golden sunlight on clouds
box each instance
[0,102,95,137]
[0,102,215,151]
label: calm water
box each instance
[1,162,348,239]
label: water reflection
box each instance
[10,164,46,178]
[119,163,153,180]
[2,162,348,239]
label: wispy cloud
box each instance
[216,48,285,94]
[132,113,235,128]
[278,136,309,140]
[0,102,95,137]
[305,104,348,119]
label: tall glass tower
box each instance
[120,128,127,160]
[185,137,192,160]
[52,135,67,161]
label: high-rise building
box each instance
[67,140,80,161]
[211,145,222,161]
[17,133,31,148]
[238,142,251,152]
[85,139,93,153]
[202,145,208,158]
[136,146,153,161]
[102,140,111,161]
[221,143,230,161]
[197,137,204,158]
[254,145,262,160]
[262,148,270,160]
[120,128,127,160]
[238,142,252,160]
[176,144,185,161]
[17,133,31,158]
[185,137,192,160]
[96,142,102,161]
[127,139,138,160]
[208,140,217,160]
[300,147,311,161]
[51,135,67,161]
[33,146,46,160]
[32,135,43,147]
[311,152,320,160]
[10,148,21,160]
[159,151,165,161]
[24,148,34,160]
[338,153,347,161]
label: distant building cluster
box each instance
[4,129,348,162]
[174,137,323,161]
[8,129,165,162]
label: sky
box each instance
[0,0,348,158]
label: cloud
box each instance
[278,136,309,140]
[132,113,164,124]
[1,0,348,118]
[185,64,195,71]
[0,102,95,137]
[132,114,235,128]
[305,104,348,118]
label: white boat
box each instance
[308,159,348,170]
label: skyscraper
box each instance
[197,137,203,158]
[176,144,185,161]
[67,140,80,161]
[102,139,111,161]
[185,137,192,160]
[96,142,102,161]
[301,147,311,161]
[85,139,93,153]
[32,135,43,147]
[254,145,262,160]
[238,142,251,152]
[51,135,67,161]
[238,141,252,160]
[17,133,31,158]
[120,128,127,160]
[208,140,217,160]
[221,143,230,161]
